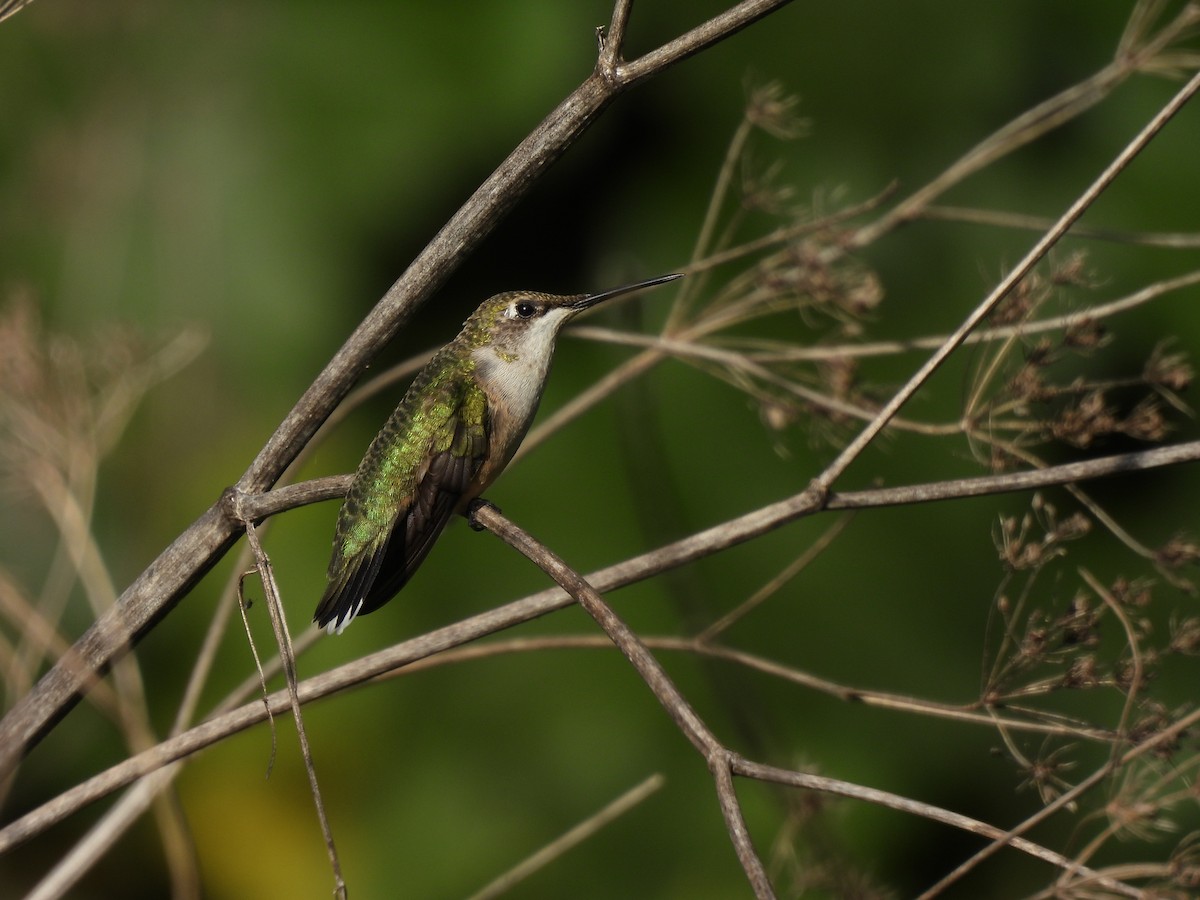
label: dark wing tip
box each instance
[312,584,362,636]
[313,540,388,635]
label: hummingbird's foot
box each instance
[467,498,500,531]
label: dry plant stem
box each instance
[553,253,1199,456]
[920,204,1200,248]
[176,543,262,735]
[25,467,196,892]
[570,330,936,432]
[3,645,1188,898]
[7,577,1197,864]
[697,513,854,641]
[734,759,1140,899]
[23,768,187,900]
[993,439,1159,562]
[917,766,1119,899]
[0,0,36,26]
[599,0,634,70]
[0,0,798,778]
[848,1,1200,249]
[239,510,346,900]
[1077,569,1144,759]
[41,540,269,899]
[185,621,1122,784]
[812,65,1200,497]
[8,704,1140,896]
[528,199,895,451]
[30,547,284,899]
[687,181,899,274]
[577,267,1200,365]
[236,571,278,776]
[667,112,753,333]
[466,773,665,900]
[918,705,1200,895]
[468,504,775,899]
[213,627,323,719]
[387,636,1116,744]
[468,508,1142,898]
[14,459,95,709]
[241,439,1200,524]
[0,625,1120,868]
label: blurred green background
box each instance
[2,1,1199,897]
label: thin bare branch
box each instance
[619,0,796,84]
[917,703,1200,896]
[697,513,854,641]
[222,439,1200,683]
[468,503,773,896]
[237,507,345,899]
[735,758,1141,898]
[812,66,1200,496]
[0,0,36,26]
[920,204,1200,248]
[575,267,1200,364]
[23,768,190,900]
[4,6,1198,893]
[849,3,1200,247]
[597,0,635,74]
[466,773,665,900]
[6,587,1196,863]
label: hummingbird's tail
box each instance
[314,470,468,634]
[313,536,389,635]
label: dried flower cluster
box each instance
[0,294,204,494]
[978,490,1200,891]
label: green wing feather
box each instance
[314,356,488,634]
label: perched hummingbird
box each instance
[314,272,682,634]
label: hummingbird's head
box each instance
[465,273,683,358]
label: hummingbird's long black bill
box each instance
[571,272,683,311]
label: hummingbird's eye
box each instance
[513,301,536,319]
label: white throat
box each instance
[471,308,570,440]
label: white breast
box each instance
[473,345,550,429]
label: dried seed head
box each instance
[989,445,1019,473]
[1168,616,1200,656]
[1007,362,1048,405]
[988,280,1039,326]
[760,400,796,432]
[1144,342,1193,392]
[745,81,808,140]
[819,356,858,400]
[843,272,884,316]
[1110,576,1154,609]
[1121,397,1170,442]
[1062,317,1107,350]
[1057,592,1100,647]
[1049,250,1094,287]
[1170,835,1200,890]
[1062,654,1101,689]
[1049,389,1117,448]
[1127,703,1179,759]
[1157,535,1200,570]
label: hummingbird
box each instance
[313,272,682,634]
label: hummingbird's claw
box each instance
[467,498,500,531]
